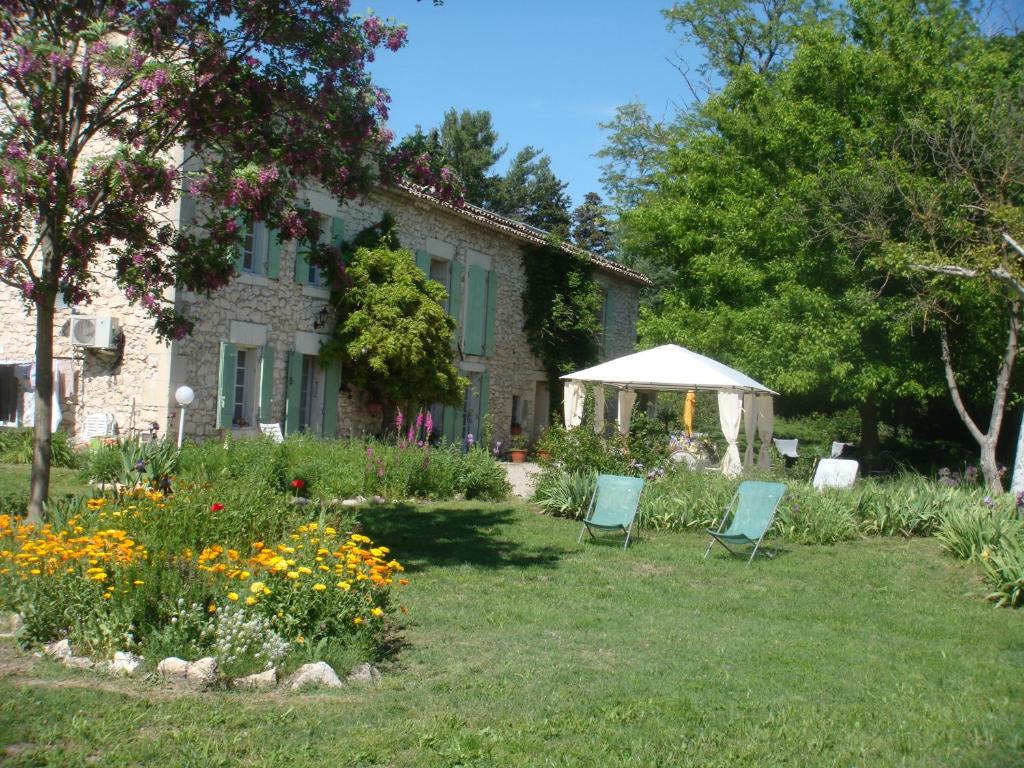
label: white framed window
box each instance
[430,258,451,311]
[305,215,330,287]
[298,354,326,433]
[240,221,270,275]
[462,370,483,444]
[232,347,260,427]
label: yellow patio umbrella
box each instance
[683,390,697,436]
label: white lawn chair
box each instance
[813,458,859,490]
[830,441,852,459]
[79,413,116,442]
[772,438,799,459]
[259,422,284,443]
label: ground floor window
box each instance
[298,354,326,434]
[232,348,260,427]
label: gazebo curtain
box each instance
[742,393,756,469]
[563,381,585,428]
[617,390,637,434]
[756,394,774,469]
[718,392,743,477]
[593,385,604,434]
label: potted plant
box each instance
[508,434,528,463]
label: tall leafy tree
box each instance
[0,1,454,520]
[625,0,1019,461]
[663,0,837,80]
[401,111,572,236]
[490,146,572,238]
[596,102,671,213]
[571,192,615,258]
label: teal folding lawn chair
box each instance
[703,481,786,564]
[578,474,645,550]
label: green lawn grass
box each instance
[0,463,87,505]
[2,501,1022,767]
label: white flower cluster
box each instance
[167,599,216,647]
[212,604,290,672]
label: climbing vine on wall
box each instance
[521,241,603,405]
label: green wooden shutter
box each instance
[464,265,487,355]
[233,217,245,272]
[415,250,431,275]
[603,287,615,352]
[331,216,345,249]
[258,345,275,422]
[321,361,341,438]
[284,352,303,436]
[216,342,237,429]
[483,270,497,357]
[294,243,310,284]
[479,370,489,439]
[448,261,464,350]
[442,404,464,444]
[266,229,281,279]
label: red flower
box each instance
[210,503,224,512]
[291,479,306,489]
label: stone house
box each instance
[0,179,650,447]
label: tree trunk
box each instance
[979,436,1002,494]
[27,298,55,523]
[859,396,879,467]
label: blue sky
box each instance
[366,1,696,210]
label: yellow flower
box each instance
[249,581,265,594]
[133,580,145,585]
[297,566,312,575]
[370,607,384,618]
[353,616,364,625]
[336,581,351,591]
[238,570,250,579]
[207,604,217,613]
[227,592,239,601]
[29,568,40,575]
[981,547,991,561]
[286,571,299,580]
[245,596,257,606]
[312,583,327,592]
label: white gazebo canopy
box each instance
[561,344,776,395]
[560,344,778,477]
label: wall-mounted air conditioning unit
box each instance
[70,316,118,349]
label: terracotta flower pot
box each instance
[509,449,528,463]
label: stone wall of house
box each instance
[0,279,176,439]
[0,183,643,447]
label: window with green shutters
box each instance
[217,342,271,429]
[464,266,496,356]
[283,350,341,437]
[294,214,344,286]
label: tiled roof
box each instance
[392,183,654,287]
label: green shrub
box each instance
[775,489,859,545]
[0,427,78,468]
[854,475,956,537]
[982,532,1024,608]
[936,504,1024,562]
[536,423,630,476]
[533,469,597,520]
[638,468,735,530]
[456,447,510,500]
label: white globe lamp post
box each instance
[174,385,195,448]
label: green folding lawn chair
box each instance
[703,480,786,564]
[578,474,645,550]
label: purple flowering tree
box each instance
[0,1,457,521]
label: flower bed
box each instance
[0,487,406,681]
